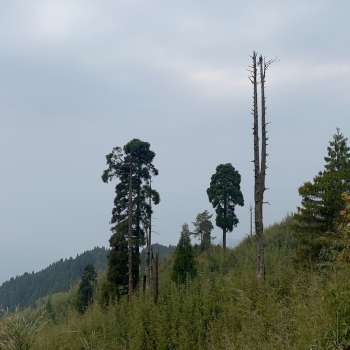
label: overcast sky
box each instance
[0,0,349,283]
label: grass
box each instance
[2,217,350,349]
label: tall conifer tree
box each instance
[76,265,97,314]
[172,224,197,284]
[207,164,244,251]
[102,139,159,297]
[296,130,350,234]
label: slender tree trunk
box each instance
[223,198,227,251]
[142,273,146,295]
[252,51,263,281]
[258,55,268,280]
[223,228,227,251]
[127,168,133,300]
[153,250,159,304]
[250,205,253,237]
[146,178,152,288]
[133,168,142,292]
[251,52,270,281]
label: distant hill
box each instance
[0,244,175,311]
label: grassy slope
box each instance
[3,218,350,350]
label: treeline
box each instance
[0,243,175,312]
[0,247,108,311]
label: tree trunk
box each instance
[251,52,270,281]
[142,273,146,295]
[153,250,159,304]
[127,168,133,300]
[250,205,253,237]
[223,228,227,251]
[223,198,227,251]
[146,178,152,288]
[258,55,268,280]
[133,168,141,292]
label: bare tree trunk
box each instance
[142,272,146,295]
[251,52,263,281]
[250,52,271,281]
[153,250,159,304]
[223,198,227,251]
[146,178,152,288]
[127,168,133,300]
[250,205,253,237]
[258,55,268,280]
[223,228,227,251]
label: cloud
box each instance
[0,0,350,283]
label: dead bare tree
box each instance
[249,51,273,281]
[146,178,153,288]
[249,204,253,237]
[127,168,134,300]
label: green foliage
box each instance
[0,311,45,350]
[192,210,214,251]
[0,247,108,312]
[105,222,128,301]
[207,163,244,248]
[172,224,197,284]
[295,130,350,262]
[76,265,97,314]
[102,139,160,289]
[4,219,350,349]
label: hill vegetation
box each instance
[0,247,108,312]
[1,54,350,350]
[0,244,175,312]
[2,218,350,349]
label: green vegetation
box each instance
[76,265,97,314]
[295,130,350,263]
[1,81,350,347]
[207,163,244,251]
[0,247,108,311]
[296,129,350,234]
[3,218,350,349]
[0,245,175,313]
[192,210,214,251]
[172,224,197,284]
[102,138,160,297]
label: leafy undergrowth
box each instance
[2,218,350,349]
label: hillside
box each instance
[0,247,108,312]
[2,218,349,349]
[0,244,174,312]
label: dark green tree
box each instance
[296,130,350,234]
[106,221,129,299]
[172,224,197,284]
[76,264,97,314]
[45,296,55,322]
[102,139,159,296]
[192,210,214,251]
[207,164,244,251]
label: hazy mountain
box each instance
[0,244,174,311]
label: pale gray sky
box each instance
[0,0,349,283]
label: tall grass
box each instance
[2,218,350,349]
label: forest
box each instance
[1,52,350,350]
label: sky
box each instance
[0,0,349,284]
